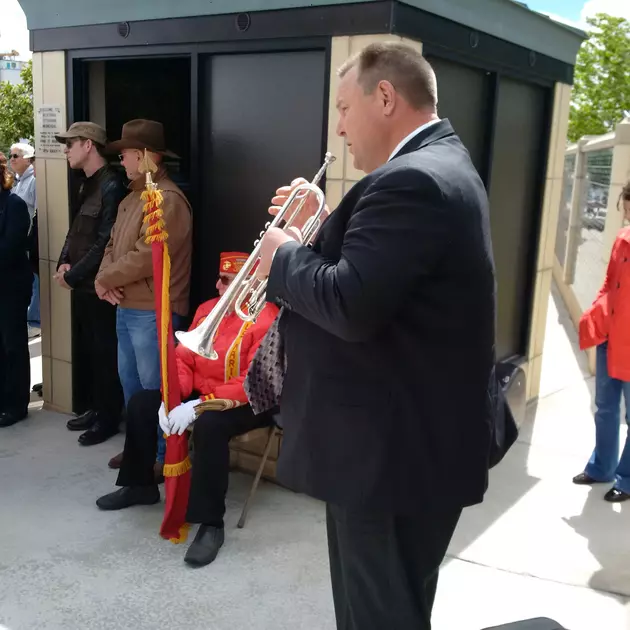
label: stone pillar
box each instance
[32,52,73,413]
[601,118,630,263]
[563,138,589,285]
[525,82,572,400]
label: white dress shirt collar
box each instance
[388,118,441,162]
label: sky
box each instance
[526,0,630,27]
[1,0,630,60]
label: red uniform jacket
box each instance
[579,227,630,380]
[176,298,279,404]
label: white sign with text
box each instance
[36,105,64,157]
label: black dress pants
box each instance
[73,291,123,425]
[117,389,272,525]
[0,279,31,416]
[326,501,462,630]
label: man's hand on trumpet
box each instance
[269,177,330,231]
[256,226,302,278]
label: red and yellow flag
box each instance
[140,152,191,544]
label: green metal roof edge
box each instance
[18,0,586,65]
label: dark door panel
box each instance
[488,77,549,360]
[195,49,326,306]
[424,55,492,178]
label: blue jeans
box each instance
[116,308,185,464]
[584,342,630,493]
[27,274,40,327]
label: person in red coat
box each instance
[575,181,630,502]
[96,252,279,565]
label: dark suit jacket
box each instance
[266,120,497,514]
[0,189,31,290]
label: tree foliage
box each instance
[0,60,34,153]
[568,13,630,142]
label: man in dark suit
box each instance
[254,42,497,630]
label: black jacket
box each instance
[267,120,497,514]
[0,189,31,288]
[58,165,127,293]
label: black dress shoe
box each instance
[67,410,97,432]
[96,486,160,510]
[108,452,124,469]
[604,488,630,502]
[78,420,119,446]
[0,411,27,428]
[572,472,604,485]
[184,525,225,567]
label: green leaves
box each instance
[0,60,33,152]
[568,13,630,142]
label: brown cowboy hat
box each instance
[106,119,179,159]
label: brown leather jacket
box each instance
[96,167,192,316]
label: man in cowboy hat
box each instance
[95,119,193,440]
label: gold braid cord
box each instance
[194,399,244,415]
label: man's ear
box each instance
[378,80,396,116]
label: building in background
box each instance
[0,50,25,84]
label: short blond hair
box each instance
[338,41,438,111]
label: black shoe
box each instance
[108,452,124,469]
[604,488,630,502]
[184,525,225,567]
[572,472,604,485]
[96,486,160,510]
[67,410,97,432]
[78,419,119,446]
[0,411,27,428]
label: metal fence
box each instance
[554,131,616,313]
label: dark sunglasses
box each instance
[9,153,21,159]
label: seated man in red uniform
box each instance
[96,252,278,567]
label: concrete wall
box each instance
[525,83,572,398]
[32,51,73,413]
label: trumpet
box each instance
[175,152,336,360]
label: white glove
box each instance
[158,402,171,436]
[168,399,200,436]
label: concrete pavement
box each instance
[1,283,629,629]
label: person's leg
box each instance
[116,307,143,407]
[69,291,95,419]
[77,295,125,446]
[96,389,162,510]
[0,284,31,425]
[326,504,350,630]
[91,296,125,425]
[184,406,271,566]
[610,380,630,498]
[27,273,40,328]
[325,502,461,630]
[584,343,622,482]
[123,308,166,464]
[155,312,187,465]
[0,308,6,414]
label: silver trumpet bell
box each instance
[175,152,336,360]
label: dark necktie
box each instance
[244,309,286,415]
